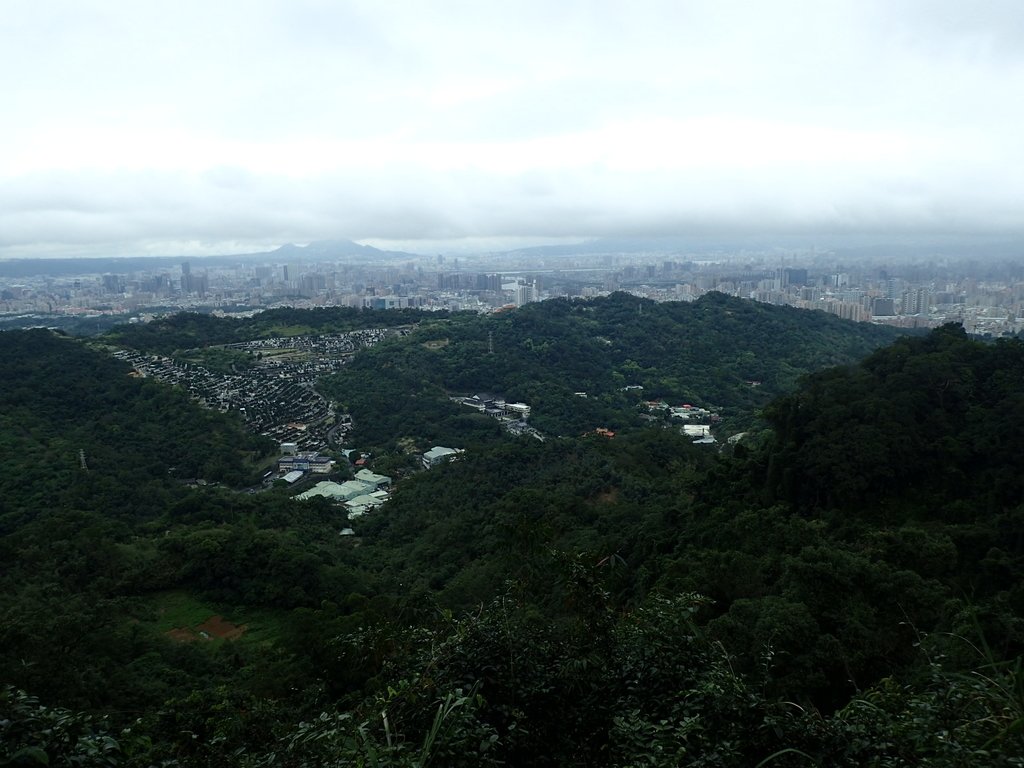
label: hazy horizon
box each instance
[4,1,1024,259]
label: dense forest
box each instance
[317,291,905,448]
[1,303,1022,766]
[104,305,442,355]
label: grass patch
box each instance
[179,347,256,374]
[148,590,219,633]
[257,348,301,359]
[260,324,315,338]
[243,451,281,475]
[143,590,289,647]
[232,607,290,646]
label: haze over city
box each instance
[3,0,1024,259]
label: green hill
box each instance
[318,291,905,448]
[104,305,436,355]
[2,310,1022,767]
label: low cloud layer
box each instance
[3,1,1024,256]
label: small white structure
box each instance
[504,402,532,417]
[354,469,392,489]
[346,493,385,510]
[295,479,375,501]
[423,446,463,469]
[282,470,304,483]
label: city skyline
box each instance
[5,239,1024,341]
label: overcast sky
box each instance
[2,0,1023,257]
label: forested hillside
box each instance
[105,305,436,355]
[2,311,1022,766]
[319,291,905,447]
[0,329,273,498]
[0,330,369,713]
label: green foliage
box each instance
[278,683,501,768]
[831,656,1024,766]
[0,686,127,767]
[319,292,903,447]
[4,311,1024,765]
[762,324,1024,516]
[0,330,374,715]
[104,306,438,355]
[270,589,1024,767]
[347,430,713,612]
[177,346,257,374]
[0,329,270,510]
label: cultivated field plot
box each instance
[151,591,283,645]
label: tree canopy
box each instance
[2,307,1022,766]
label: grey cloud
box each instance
[3,156,1024,258]
[3,1,1024,256]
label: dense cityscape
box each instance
[3,240,1024,337]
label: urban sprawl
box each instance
[3,246,1024,336]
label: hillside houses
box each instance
[642,400,717,421]
[354,468,391,489]
[453,393,531,419]
[111,328,401,451]
[641,399,720,444]
[423,445,464,469]
[278,451,334,474]
[295,469,393,520]
[451,394,544,440]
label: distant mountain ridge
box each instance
[268,239,418,261]
[502,234,1024,259]
[5,234,1023,279]
[0,239,416,278]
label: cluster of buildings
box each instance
[5,246,1024,338]
[287,445,466,521]
[294,469,393,519]
[278,448,335,477]
[112,329,399,450]
[0,257,551,320]
[222,328,400,358]
[283,445,462,531]
[454,393,532,419]
[110,319,477,528]
[610,260,1024,337]
[640,400,721,444]
[451,393,545,441]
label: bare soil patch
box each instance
[166,627,199,642]
[166,615,247,642]
[197,615,247,640]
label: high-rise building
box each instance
[782,268,808,287]
[300,273,326,296]
[180,262,209,297]
[872,297,896,316]
[476,273,503,291]
[901,288,931,315]
[515,279,537,306]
